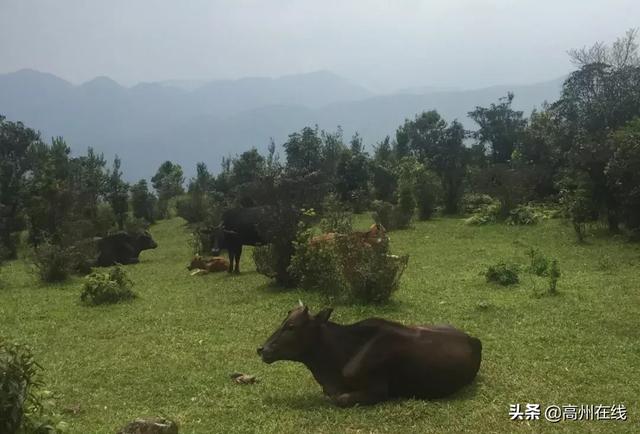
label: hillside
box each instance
[0,69,563,179]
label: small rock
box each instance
[62,403,81,415]
[116,417,178,434]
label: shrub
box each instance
[413,168,440,221]
[0,340,67,434]
[80,266,135,305]
[0,340,40,434]
[319,193,353,234]
[548,259,561,294]
[461,193,495,214]
[288,229,347,297]
[526,248,549,276]
[31,237,97,283]
[394,179,415,229]
[484,261,520,286]
[465,202,501,225]
[32,242,75,283]
[252,244,279,279]
[371,200,394,230]
[506,204,540,225]
[289,226,409,303]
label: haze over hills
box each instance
[0,69,564,180]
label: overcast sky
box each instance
[1,0,638,92]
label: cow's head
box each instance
[257,302,333,363]
[135,230,158,251]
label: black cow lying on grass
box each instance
[95,231,158,267]
[258,303,482,407]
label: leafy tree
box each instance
[151,161,184,218]
[468,93,527,164]
[414,165,441,220]
[396,111,468,213]
[283,126,323,174]
[106,156,129,230]
[0,116,40,258]
[607,117,640,234]
[553,29,640,232]
[336,133,370,211]
[371,136,398,203]
[130,179,156,223]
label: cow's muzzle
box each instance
[211,248,221,256]
[257,346,275,364]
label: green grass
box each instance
[1,216,639,433]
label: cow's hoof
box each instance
[333,393,356,408]
[234,269,240,274]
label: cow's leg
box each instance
[234,245,242,273]
[333,378,389,407]
[342,333,397,381]
[227,248,235,273]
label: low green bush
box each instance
[465,202,501,225]
[526,248,549,276]
[461,193,495,214]
[0,339,66,434]
[484,261,520,286]
[506,204,541,225]
[80,266,135,305]
[289,226,408,303]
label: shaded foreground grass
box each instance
[1,216,639,433]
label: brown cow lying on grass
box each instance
[310,223,387,247]
[188,255,230,275]
[258,303,482,407]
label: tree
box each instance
[151,161,184,218]
[106,156,129,230]
[283,126,323,174]
[553,29,640,232]
[395,111,468,213]
[0,116,40,258]
[336,133,370,211]
[371,136,398,203]
[468,93,527,164]
[130,179,156,223]
[607,117,640,234]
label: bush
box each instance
[484,261,520,286]
[506,204,540,225]
[80,266,135,305]
[0,340,67,434]
[548,259,561,294]
[289,226,409,303]
[413,168,440,220]
[465,202,501,225]
[31,237,97,283]
[319,194,353,234]
[252,244,279,279]
[371,200,394,230]
[461,193,496,214]
[31,242,75,283]
[394,179,415,229]
[526,248,549,276]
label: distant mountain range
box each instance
[0,69,564,180]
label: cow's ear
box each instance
[315,308,333,323]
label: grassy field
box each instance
[1,215,639,433]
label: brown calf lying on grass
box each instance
[188,255,230,275]
[310,223,387,247]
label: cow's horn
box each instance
[298,299,304,307]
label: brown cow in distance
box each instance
[257,304,482,407]
[188,255,230,274]
[310,223,387,247]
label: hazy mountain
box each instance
[0,69,564,180]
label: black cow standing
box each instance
[211,206,269,273]
[258,304,482,407]
[95,231,158,267]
